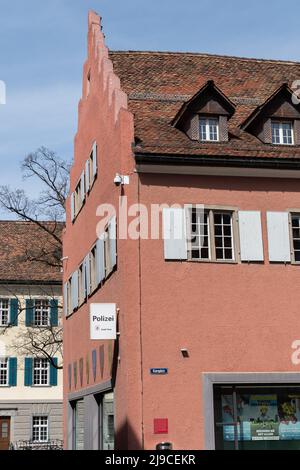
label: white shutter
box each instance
[71,271,79,311]
[63,283,68,317]
[267,212,291,262]
[108,216,117,269]
[85,160,90,193]
[85,255,91,296]
[238,211,264,261]
[80,171,85,203]
[163,208,187,260]
[96,236,105,285]
[92,142,97,179]
[71,193,75,222]
[82,263,86,301]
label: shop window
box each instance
[214,384,300,450]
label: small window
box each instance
[90,245,97,293]
[33,359,49,386]
[33,300,50,327]
[291,214,300,262]
[0,300,9,327]
[199,117,219,142]
[32,416,48,443]
[0,358,9,386]
[271,121,294,145]
[189,208,235,262]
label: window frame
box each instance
[33,299,50,327]
[33,358,50,387]
[187,205,240,264]
[0,358,9,387]
[32,416,49,443]
[271,120,294,146]
[0,299,10,327]
[199,116,220,142]
[288,211,300,264]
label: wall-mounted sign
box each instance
[150,368,168,375]
[90,304,117,340]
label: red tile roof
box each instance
[109,51,300,160]
[0,221,63,283]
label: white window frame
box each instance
[271,120,294,145]
[289,212,300,264]
[199,116,220,142]
[0,299,9,327]
[187,207,237,263]
[32,416,49,443]
[33,299,50,327]
[0,358,9,387]
[33,358,49,387]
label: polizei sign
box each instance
[90,304,117,340]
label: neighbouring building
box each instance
[0,221,63,450]
[63,11,300,450]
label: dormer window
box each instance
[199,116,219,142]
[271,120,294,145]
[172,81,235,144]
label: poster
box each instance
[222,392,300,442]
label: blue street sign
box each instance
[150,368,168,375]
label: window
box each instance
[90,245,97,293]
[78,263,85,305]
[291,214,300,262]
[189,208,235,262]
[32,416,48,443]
[0,359,8,386]
[199,117,219,142]
[214,384,300,450]
[0,300,9,327]
[33,359,49,386]
[271,121,294,145]
[33,300,50,327]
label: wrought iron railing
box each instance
[10,440,63,450]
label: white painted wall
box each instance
[0,284,63,401]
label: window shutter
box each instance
[186,115,199,140]
[92,142,97,179]
[24,358,33,386]
[108,216,117,269]
[219,116,229,142]
[9,358,17,387]
[85,160,90,193]
[10,298,18,327]
[80,171,85,203]
[294,119,300,145]
[71,192,75,222]
[71,271,79,311]
[96,236,105,285]
[163,208,188,260]
[238,211,264,261]
[264,118,272,144]
[50,299,58,327]
[63,283,68,317]
[267,212,291,262]
[50,358,58,386]
[82,263,86,301]
[85,255,91,296]
[25,299,34,327]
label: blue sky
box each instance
[0,0,300,204]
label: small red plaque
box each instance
[154,418,168,434]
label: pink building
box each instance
[63,11,300,450]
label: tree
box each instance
[0,146,70,267]
[0,147,70,368]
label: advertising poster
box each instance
[222,392,300,442]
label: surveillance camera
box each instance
[114,174,123,186]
